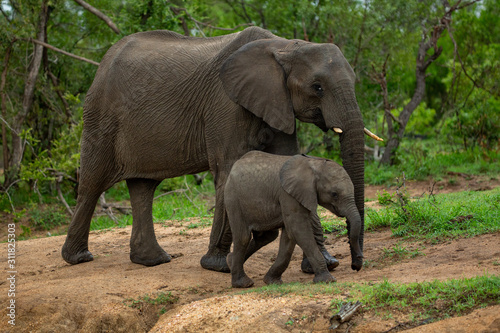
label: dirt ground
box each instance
[1,175,499,332]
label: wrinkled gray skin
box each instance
[225,151,363,288]
[61,27,365,273]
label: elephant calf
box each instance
[224,151,363,288]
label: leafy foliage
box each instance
[0,0,498,218]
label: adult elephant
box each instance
[62,27,375,272]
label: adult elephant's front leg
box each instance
[127,178,172,266]
[200,172,232,273]
[301,213,339,274]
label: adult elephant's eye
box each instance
[313,84,323,93]
[331,192,338,199]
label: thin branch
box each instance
[153,189,187,201]
[0,179,21,210]
[238,0,253,23]
[301,18,309,41]
[183,177,201,211]
[352,0,369,68]
[170,6,190,36]
[47,169,78,183]
[455,0,481,11]
[26,38,99,66]
[56,176,74,216]
[73,0,120,34]
[369,55,402,138]
[47,70,73,122]
[99,193,118,223]
[442,0,498,97]
[0,5,11,22]
[246,2,266,29]
[224,0,249,23]
[0,114,18,135]
[171,6,253,32]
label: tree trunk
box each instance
[8,1,49,181]
[1,41,14,187]
[380,58,428,164]
[379,0,464,165]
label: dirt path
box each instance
[1,177,499,332]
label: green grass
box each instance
[365,141,500,185]
[348,276,500,322]
[89,215,133,231]
[380,243,424,260]
[125,291,179,315]
[321,188,499,242]
[238,280,348,297]
[89,175,215,231]
[239,275,500,323]
[366,188,500,241]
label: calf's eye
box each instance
[331,192,338,199]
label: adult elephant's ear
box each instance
[220,39,295,135]
[279,155,318,212]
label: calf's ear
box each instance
[279,155,318,212]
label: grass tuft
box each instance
[125,291,179,315]
[366,188,500,241]
[239,275,499,324]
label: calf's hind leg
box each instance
[127,178,172,266]
[263,229,296,285]
[244,230,279,261]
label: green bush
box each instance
[29,205,67,231]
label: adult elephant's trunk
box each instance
[324,87,365,266]
[340,123,365,254]
[343,202,364,271]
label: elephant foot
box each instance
[263,274,283,285]
[232,274,254,288]
[313,271,336,284]
[62,242,94,265]
[351,257,363,271]
[301,250,339,274]
[130,248,172,267]
[200,251,230,273]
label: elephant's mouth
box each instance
[311,108,329,132]
[296,108,329,132]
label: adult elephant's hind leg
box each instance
[200,178,231,272]
[62,190,101,264]
[301,213,339,273]
[127,178,171,266]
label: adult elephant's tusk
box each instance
[333,127,343,133]
[364,128,384,141]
